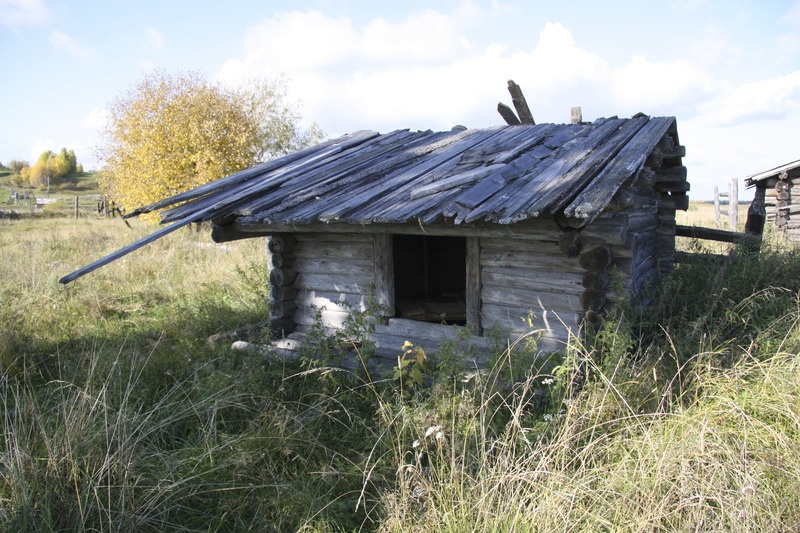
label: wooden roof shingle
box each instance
[60,114,678,284]
[135,114,676,228]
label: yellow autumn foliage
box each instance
[96,70,322,221]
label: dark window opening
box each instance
[393,235,466,325]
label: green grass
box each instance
[1,211,800,531]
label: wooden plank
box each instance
[293,257,374,276]
[466,236,482,334]
[293,241,374,261]
[275,130,429,209]
[563,118,676,221]
[497,102,521,125]
[295,289,370,310]
[481,268,583,294]
[59,201,220,284]
[246,130,458,223]
[157,130,384,223]
[492,118,630,223]
[675,224,752,243]
[126,132,365,217]
[295,272,373,293]
[480,304,579,336]
[529,116,652,218]
[233,219,568,240]
[314,128,484,221]
[409,164,504,200]
[373,233,394,316]
[345,128,511,223]
[507,80,535,125]
[481,283,584,313]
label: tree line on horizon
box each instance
[3,69,321,210]
[3,148,84,190]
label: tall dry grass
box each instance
[2,212,800,531]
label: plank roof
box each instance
[59,114,678,284]
[744,158,800,187]
[129,114,676,228]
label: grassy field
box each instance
[1,205,799,531]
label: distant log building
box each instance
[744,159,800,238]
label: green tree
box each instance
[8,160,27,174]
[96,70,323,218]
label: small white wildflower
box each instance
[424,425,442,438]
[542,378,554,385]
[435,431,444,440]
[412,440,421,449]
[543,413,553,421]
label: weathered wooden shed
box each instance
[744,159,800,238]
[63,113,689,358]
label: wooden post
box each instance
[466,236,482,335]
[714,185,721,228]
[373,233,394,316]
[729,179,738,231]
[74,195,79,219]
[571,106,582,124]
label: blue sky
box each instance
[2,0,800,199]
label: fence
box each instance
[714,179,738,230]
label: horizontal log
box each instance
[480,250,584,273]
[232,219,568,240]
[271,284,297,302]
[481,284,583,313]
[579,244,614,271]
[653,166,687,183]
[293,257,374,276]
[480,304,579,337]
[295,272,374,294]
[635,167,656,187]
[293,241,374,261]
[580,290,608,312]
[211,224,256,243]
[295,289,370,313]
[582,270,611,291]
[293,307,350,329]
[270,252,286,269]
[269,299,297,319]
[558,231,583,258]
[675,225,754,243]
[268,234,295,255]
[655,181,691,193]
[269,267,297,287]
[658,194,690,211]
[481,268,584,295]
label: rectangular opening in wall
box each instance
[393,234,466,325]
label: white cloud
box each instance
[29,138,54,161]
[49,30,96,61]
[612,55,711,114]
[361,9,470,62]
[219,13,611,132]
[513,22,608,89]
[697,71,800,126]
[82,107,108,131]
[143,27,165,51]
[0,0,48,27]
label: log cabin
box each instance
[62,113,690,361]
[744,159,800,238]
